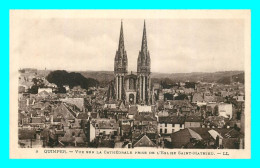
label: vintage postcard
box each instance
[9,10,251,159]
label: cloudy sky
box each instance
[11,11,245,73]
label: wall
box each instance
[218,103,233,119]
[158,123,185,134]
[184,122,201,128]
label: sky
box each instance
[10,11,245,73]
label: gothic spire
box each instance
[141,20,147,52]
[118,20,125,52]
[115,20,128,74]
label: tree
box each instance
[46,70,99,91]
[28,78,45,94]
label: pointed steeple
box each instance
[118,20,125,52]
[114,20,128,74]
[141,20,147,52]
[137,20,150,73]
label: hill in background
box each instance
[38,70,244,87]
[152,71,244,83]
[79,70,244,86]
[216,72,244,84]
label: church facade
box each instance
[108,21,152,105]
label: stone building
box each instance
[108,20,152,105]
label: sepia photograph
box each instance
[9,10,251,159]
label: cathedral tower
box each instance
[137,21,151,105]
[114,21,128,100]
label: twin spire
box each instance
[118,20,148,52]
[115,20,150,75]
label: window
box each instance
[160,129,162,133]
[129,78,135,90]
[165,129,167,133]
[165,123,167,127]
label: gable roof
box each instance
[188,128,203,140]
[192,93,204,102]
[118,101,126,109]
[188,128,211,140]
[171,128,202,141]
[133,134,156,147]
[208,129,223,140]
[214,128,240,138]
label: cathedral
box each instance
[107,20,152,105]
